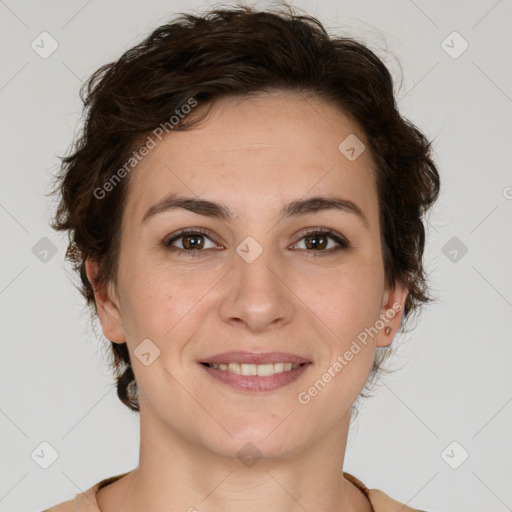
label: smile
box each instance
[203,362,301,376]
[199,361,311,392]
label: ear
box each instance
[375,281,408,348]
[85,258,125,344]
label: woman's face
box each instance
[89,92,407,459]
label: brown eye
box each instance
[304,233,329,250]
[163,228,218,256]
[163,227,349,258]
[293,229,350,254]
[181,233,205,250]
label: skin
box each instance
[87,91,408,512]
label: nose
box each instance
[218,243,296,334]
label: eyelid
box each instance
[163,227,221,247]
[290,227,350,250]
[163,226,350,254]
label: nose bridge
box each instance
[218,234,295,332]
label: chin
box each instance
[202,419,310,462]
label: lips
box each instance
[200,357,311,392]
[200,351,311,366]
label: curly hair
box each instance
[49,4,440,412]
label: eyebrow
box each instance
[142,193,369,228]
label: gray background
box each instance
[0,1,511,511]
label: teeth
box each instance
[208,362,301,376]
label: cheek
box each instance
[298,265,382,330]
[116,263,171,341]
[120,262,218,355]
[305,277,378,398]
[297,267,382,379]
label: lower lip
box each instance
[199,363,311,392]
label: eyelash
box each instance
[162,227,350,258]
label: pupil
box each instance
[306,234,326,250]
[184,234,203,250]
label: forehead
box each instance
[123,92,378,227]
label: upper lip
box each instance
[200,351,311,365]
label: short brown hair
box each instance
[50,4,440,412]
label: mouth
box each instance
[199,351,312,392]
[200,361,308,376]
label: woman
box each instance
[45,4,439,511]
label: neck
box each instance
[96,400,372,512]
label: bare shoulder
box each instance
[41,498,74,512]
[368,488,428,511]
